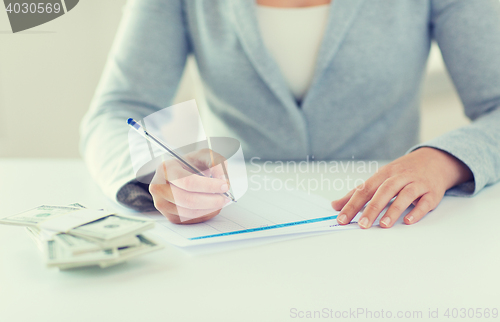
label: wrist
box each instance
[415,147,473,190]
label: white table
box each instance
[0,159,499,322]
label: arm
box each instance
[332,0,500,228]
[411,0,500,196]
[80,0,190,209]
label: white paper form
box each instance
[141,187,344,247]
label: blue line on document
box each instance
[188,215,338,240]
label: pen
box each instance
[127,118,236,202]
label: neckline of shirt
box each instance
[255,4,331,11]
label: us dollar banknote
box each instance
[69,214,154,241]
[44,233,163,270]
[54,233,141,255]
[0,205,82,227]
[4,203,163,270]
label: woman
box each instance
[81,0,500,228]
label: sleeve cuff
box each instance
[406,138,480,197]
[116,180,156,212]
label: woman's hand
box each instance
[331,147,473,228]
[149,149,231,224]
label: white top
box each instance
[256,4,331,101]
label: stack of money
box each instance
[0,204,163,270]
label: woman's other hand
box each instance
[331,148,473,228]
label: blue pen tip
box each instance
[127,118,141,130]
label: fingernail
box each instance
[358,217,369,229]
[221,183,229,192]
[381,216,391,227]
[406,215,414,224]
[338,214,347,224]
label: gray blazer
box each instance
[80,0,500,209]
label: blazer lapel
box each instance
[228,0,299,112]
[301,0,366,108]
[228,0,366,111]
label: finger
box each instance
[179,211,221,224]
[358,176,412,229]
[331,188,356,211]
[411,197,421,206]
[206,151,230,180]
[150,175,228,210]
[379,183,428,228]
[153,198,222,223]
[152,197,181,223]
[209,161,230,182]
[337,178,383,225]
[165,160,229,194]
[404,193,437,225]
[160,208,221,225]
[169,184,228,210]
[187,149,229,179]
